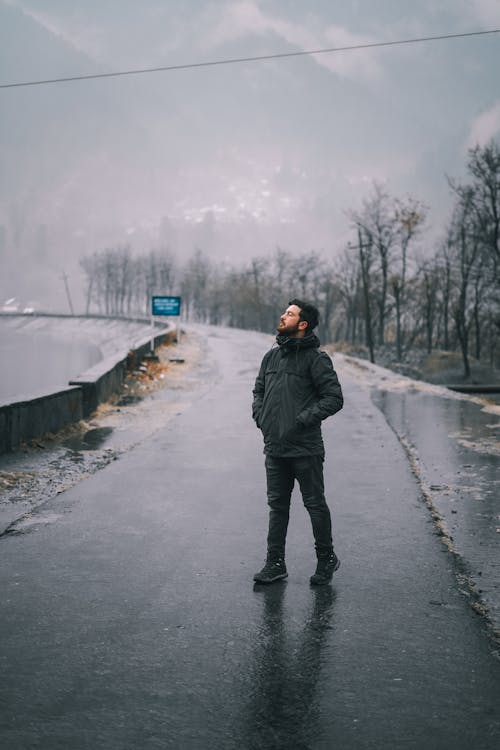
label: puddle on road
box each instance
[116,394,143,407]
[372,388,500,480]
[372,389,500,546]
[63,427,114,452]
[372,387,500,631]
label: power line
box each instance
[1,28,499,90]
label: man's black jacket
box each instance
[252,331,343,457]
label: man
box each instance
[252,299,344,585]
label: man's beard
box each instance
[277,322,300,337]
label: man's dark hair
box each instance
[289,299,319,330]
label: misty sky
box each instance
[1,0,499,310]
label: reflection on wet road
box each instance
[373,388,500,629]
[243,584,335,749]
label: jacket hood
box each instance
[276,330,320,353]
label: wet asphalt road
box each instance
[372,387,500,627]
[1,326,499,750]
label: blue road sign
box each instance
[152,296,181,316]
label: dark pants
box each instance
[265,454,333,559]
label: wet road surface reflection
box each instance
[372,388,500,627]
[244,583,336,749]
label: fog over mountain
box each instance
[1,0,499,311]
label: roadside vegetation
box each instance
[80,140,500,381]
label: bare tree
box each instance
[80,252,98,315]
[335,247,362,344]
[350,230,376,363]
[350,184,398,346]
[447,140,500,373]
[456,141,500,278]
[390,197,427,360]
[181,249,213,322]
[417,259,440,354]
[447,193,483,378]
[436,241,453,351]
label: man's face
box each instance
[277,304,306,336]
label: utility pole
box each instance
[61,271,75,315]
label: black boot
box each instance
[310,550,340,585]
[253,556,288,584]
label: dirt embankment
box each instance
[328,343,500,387]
